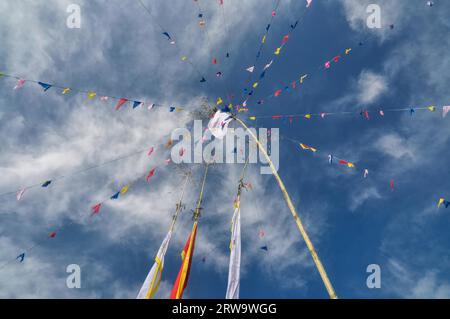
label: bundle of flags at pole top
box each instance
[1,72,185,113]
[247,105,450,123]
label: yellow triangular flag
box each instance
[87,91,97,99]
[181,56,187,61]
[427,106,436,112]
[216,97,223,105]
[253,82,258,88]
[438,198,445,208]
[120,185,129,194]
[62,88,71,95]
[305,114,311,119]
[249,116,256,120]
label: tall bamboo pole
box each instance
[234,116,337,299]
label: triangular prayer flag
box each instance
[274,47,281,55]
[16,188,26,201]
[16,253,25,263]
[38,82,52,91]
[260,246,268,251]
[274,89,282,97]
[282,34,289,44]
[305,114,311,119]
[49,232,57,238]
[62,88,71,94]
[87,91,97,99]
[14,79,26,90]
[148,147,154,157]
[146,168,156,182]
[133,101,142,109]
[216,97,223,105]
[115,98,128,110]
[110,191,120,200]
[427,106,436,112]
[443,106,450,118]
[120,185,129,194]
[246,66,254,73]
[91,203,102,215]
[200,77,206,82]
[438,198,445,208]
[299,143,317,152]
[41,180,52,187]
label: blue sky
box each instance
[0,0,450,298]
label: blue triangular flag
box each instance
[260,71,266,79]
[38,82,52,92]
[41,180,52,187]
[169,107,175,112]
[260,245,268,251]
[200,77,206,83]
[132,101,142,109]
[16,253,25,262]
[110,191,120,200]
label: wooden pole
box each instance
[234,116,337,299]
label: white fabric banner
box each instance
[136,229,173,299]
[208,110,233,139]
[226,201,241,299]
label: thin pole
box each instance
[234,116,337,299]
[169,171,192,232]
[193,164,209,221]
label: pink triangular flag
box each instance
[14,79,26,90]
[443,106,450,118]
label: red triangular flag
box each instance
[115,98,128,111]
[49,232,57,238]
[91,203,102,215]
[146,168,156,182]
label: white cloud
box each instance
[356,70,388,105]
[375,133,414,160]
